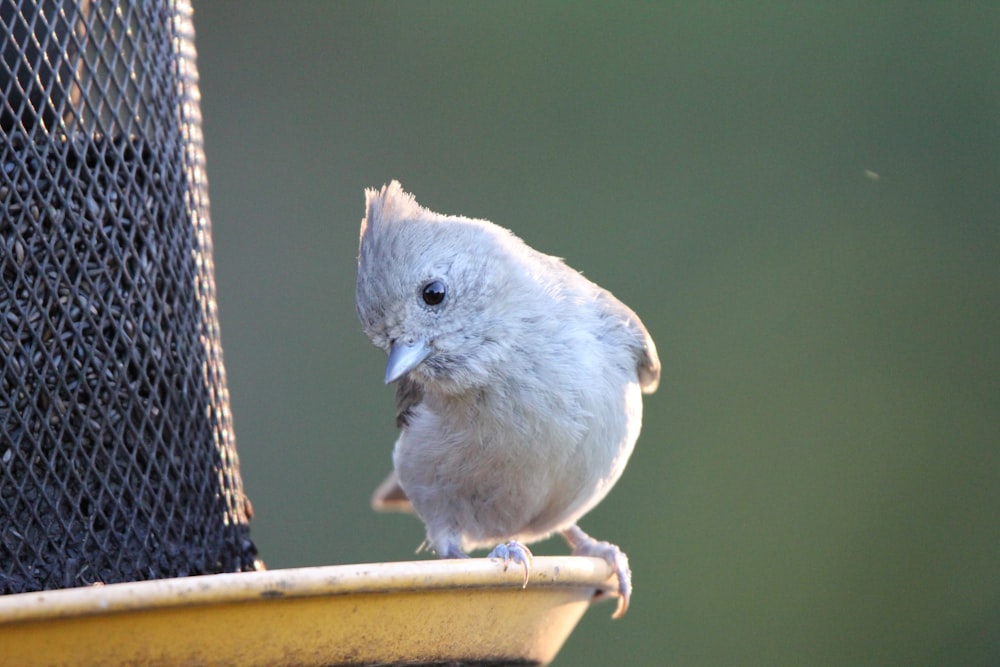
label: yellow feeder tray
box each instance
[0,556,618,666]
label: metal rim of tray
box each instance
[0,556,618,666]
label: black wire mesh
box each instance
[0,0,258,594]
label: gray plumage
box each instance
[356,181,659,617]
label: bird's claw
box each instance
[562,526,632,618]
[488,541,533,588]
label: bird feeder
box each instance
[0,2,615,664]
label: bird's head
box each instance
[356,181,521,391]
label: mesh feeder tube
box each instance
[0,1,258,594]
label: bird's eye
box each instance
[421,280,447,306]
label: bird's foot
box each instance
[562,525,632,619]
[488,541,534,588]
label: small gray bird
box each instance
[356,181,659,618]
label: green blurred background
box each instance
[191,3,998,665]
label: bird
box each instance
[355,181,660,618]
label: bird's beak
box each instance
[384,339,432,384]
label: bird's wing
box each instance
[597,289,661,394]
[633,318,661,394]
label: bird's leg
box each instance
[561,525,632,618]
[487,541,534,588]
[430,535,470,559]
